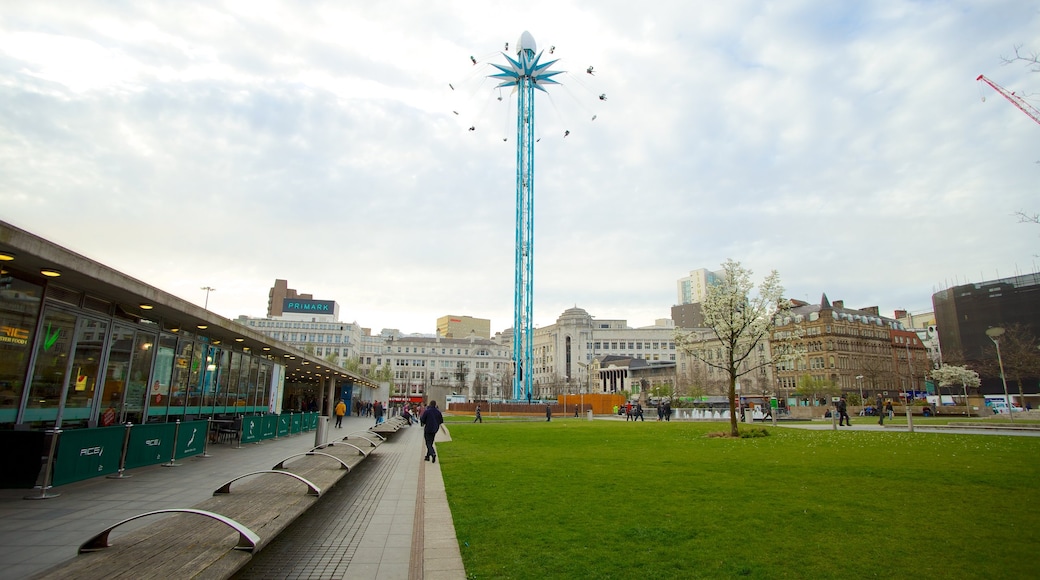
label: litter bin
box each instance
[586,410,594,421]
[314,416,329,447]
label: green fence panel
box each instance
[261,415,278,440]
[125,422,176,470]
[174,420,209,459]
[241,416,263,444]
[52,426,126,486]
[290,413,302,434]
[276,414,290,437]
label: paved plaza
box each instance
[0,414,464,580]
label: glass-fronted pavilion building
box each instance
[0,220,376,432]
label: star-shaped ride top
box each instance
[488,43,563,92]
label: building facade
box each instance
[676,268,724,305]
[436,315,491,339]
[772,295,930,404]
[524,307,678,399]
[375,334,512,403]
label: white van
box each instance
[986,397,1024,414]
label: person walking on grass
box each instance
[837,396,851,426]
[545,402,552,422]
[421,400,444,463]
[474,405,482,423]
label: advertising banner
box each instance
[124,422,176,470]
[175,420,208,459]
[277,414,290,437]
[290,413,302,434]
[241,416,263,444]
[261,415,277,440]
[52,426,126,486]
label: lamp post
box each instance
[985,327,1015,424]
[855,375,864,404]
[201,286,216,310]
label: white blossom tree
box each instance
[676,259,788,437]
[930,364,981,416]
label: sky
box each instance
[2,1,1038,336]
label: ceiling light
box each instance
[0,252,14,261]
[235,338,244,342]
[40,268,61,277]
[139,304,154,310]
[197,324,208,330]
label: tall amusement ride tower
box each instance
[489,32,562,401]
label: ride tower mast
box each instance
[489,32,562,401]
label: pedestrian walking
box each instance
[876,395,885,426]
[837,396,851,426]
[474,405,482,423]
[886,400,894,421]
[334,398,346,428]
[420,400,444,463]
[545,403,552,422]
[663,399,672,422]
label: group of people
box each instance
[333,397,445,464]
[833,395,895,426]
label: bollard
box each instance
[162,420,182,467]
[314,415,329,447]
[831,410,838,431]
[199,418,212,458]
[25,429,62,500]
[107,423,134,479]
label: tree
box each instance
[1001,45,1040,73]
[676,259,787,437]
[981,325,1040,408]
[930,364,981,416]
[794,374,840,405]
[454,361,469,393]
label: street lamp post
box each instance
[855,375,864,404]
[985,327,1015,424]
[201,286,216,310]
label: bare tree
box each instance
[1002,45,1040,74]
[675,259,787,437]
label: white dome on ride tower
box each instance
[517,31,536,54]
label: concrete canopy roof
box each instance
[1,220,375,389]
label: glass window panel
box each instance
[25,308,78,425]
[0,273,43,424]
[147,334,177,421]
[99,324,134,426]
[123,331,155,424]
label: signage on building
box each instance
[282,299,334,314]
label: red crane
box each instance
[977,74,1040,126]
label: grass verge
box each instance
[439,420,1040,579]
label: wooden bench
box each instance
[34,431,383,580]
[370,415,409,435]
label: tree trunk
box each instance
[728,376,739,437]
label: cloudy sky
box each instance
[2,1,1038,335]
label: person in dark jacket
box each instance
[420,400,444,463]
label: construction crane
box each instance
[977,74,1040,126]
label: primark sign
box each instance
[283,299,335,314]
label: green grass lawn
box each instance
[438,419,1040,580]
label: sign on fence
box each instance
[125,422,176,470]
[52,426,126,486]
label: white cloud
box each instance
[2,0,1038,334]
